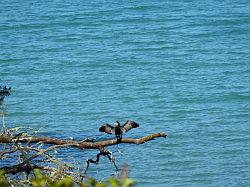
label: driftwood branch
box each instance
[0,132,167,150]
[0,132,167,175]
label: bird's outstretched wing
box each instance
[99,123,114,134]
[122,120,139,132]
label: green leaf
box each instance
[121,178,135,187]
[109,178,119,187]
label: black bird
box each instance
[99,120,139,139]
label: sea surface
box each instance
[0,0,250,186]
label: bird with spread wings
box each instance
[99,120,139,140]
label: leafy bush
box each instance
[0,169,135,187]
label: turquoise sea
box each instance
[0,0,250,186]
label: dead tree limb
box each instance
[0,132,167,150]
[0,132,167,176]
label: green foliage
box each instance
[0,86,11,101]
[31,169,74,187]
[0,170,10,187]
[0,169,135,187]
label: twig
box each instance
[83,149,118,178]
[1,143,79,175]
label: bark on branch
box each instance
[0,132,167,150]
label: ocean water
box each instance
[0,0,250,186]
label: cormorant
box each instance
[99,120,139,139]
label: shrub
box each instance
[0,169,135,187]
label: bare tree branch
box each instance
[0,132,167,176]
[0,132,167,150]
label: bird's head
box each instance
[114,121,120,127]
